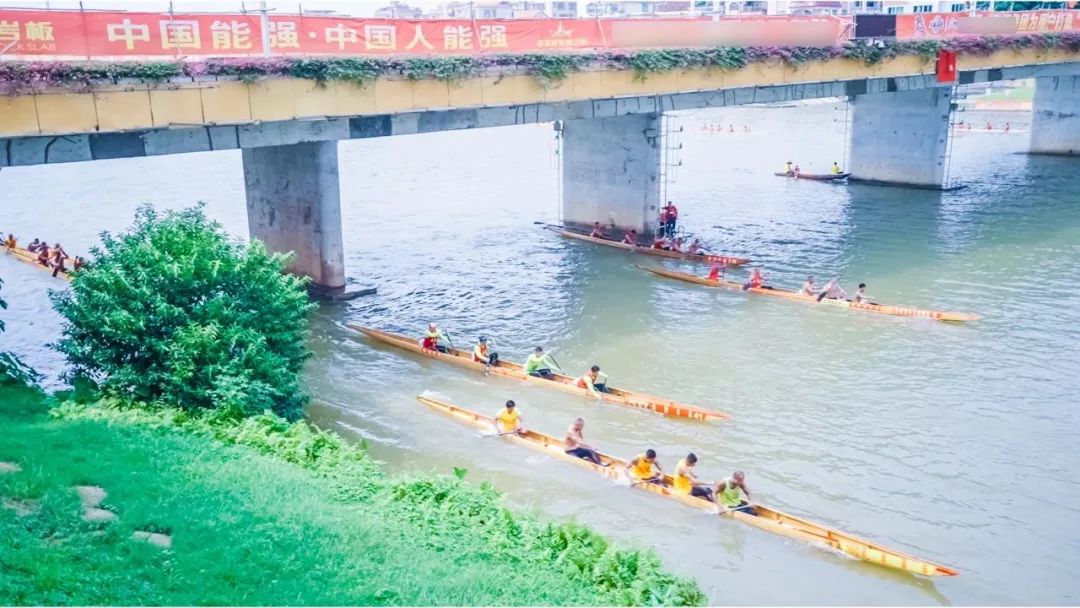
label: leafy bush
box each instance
[50,205,315,419]
[0,277,41,387]
[53,398,706,606]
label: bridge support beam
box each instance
[242,141,348,295]
[560,113,660,237]
[848,87,953,189]
[1030,75,1080,156]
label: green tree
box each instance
[0,277,41,386]
[51,205,316,419]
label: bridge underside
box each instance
[4,62,1079,169]
[4,61,1080,288]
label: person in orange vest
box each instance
[707,262,726,282]
[472,336,498,366]
[421,323,449,353]
[661,201,678,238]
[576,365,609,398]
[742,268,768,291]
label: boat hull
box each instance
[349,326,729,421]
[774,171,851,181]
[549,227,750,266]
[638,266,981,322]
[3,246,71,280]
[417,395,958,578]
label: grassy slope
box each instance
[0,385,661,606]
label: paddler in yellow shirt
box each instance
[493,400,525,436]
[625,449,666,486]
[673,453,715,502]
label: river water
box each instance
[2,103,1078,605]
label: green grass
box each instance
[0,386,703,606]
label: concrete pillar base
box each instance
[243,141,346,290]
[309,284,378,301]
[560,114,661,237]
[1030,75,1080,156]
[849,87,953,189]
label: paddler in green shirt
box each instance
[524,346,558,380]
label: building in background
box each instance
[374,1,425,17]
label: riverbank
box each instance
[0,384,703,606]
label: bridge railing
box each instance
[0,7,1077,61]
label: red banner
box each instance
[896,10,1080,39]
[0,9,852,59]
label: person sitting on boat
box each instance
[473,336,498,365]
[652,236,670,250]
[26,238,43,253]
[674,453,715,502]
[524,346,557,380]
[494,400,525,436]
[831,162,842,175]
[1004,122,1011,133]
[590,222,605,239]
[72,256,86,272]
[852,283,874,304]
[621,229,639,245]
[783,161,794,175]
[35,243,51,267]
[793,164,801,177]
[626,449,666,486]
[4,234,15,250]
[576,365,610,398]
[742,268,768,291]
[707,262,726,282]
[564,418,604,465]
[798,276,816,297]
[421,323,450,353]
[716,471,756,515]
[816,276,848,302]
[669,237,684,253]
[686,238,706,255]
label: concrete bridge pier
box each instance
[560,113,661,237]
[848,87,953,189]
[1030,75,1080,155]
[242,141,361,299]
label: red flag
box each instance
[936,49,958,83]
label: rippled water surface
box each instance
[2,104,1079,605]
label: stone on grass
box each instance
[132,530,172,549]
[74,485,106,508]
[2,498,39,516]
[83,507,117,523]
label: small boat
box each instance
[638,266,981,322]
[416,395,959,578]
[351,326,729,421]
[774,171,851,181]
[546,227,750,267]
[2,246,71,280]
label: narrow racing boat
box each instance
[416,395,958,578]
[350,325,729,421]
[774,171,851,181]
[2,246,71,280]
[638,266,981,322]
[547,226,750,266]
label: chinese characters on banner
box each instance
[0,9,857,59]
[896,10,1080,38]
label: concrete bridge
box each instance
[2,47,1079,293]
